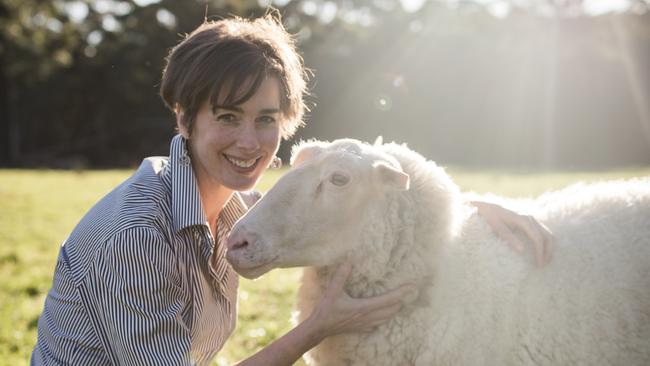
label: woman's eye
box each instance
[329,172,350,186]
[216,113,238,123]
[256,116,276,125]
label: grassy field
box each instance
[1,166,648,365]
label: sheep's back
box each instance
[422,178,650,365]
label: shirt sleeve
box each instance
[80,226,192,366]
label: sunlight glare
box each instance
[46,18,64,33]
[374,94,392,111]
[156,8,177,29]
[610,16,650,146]
[319,2,338,24]
[87,30,103,46]
[102,15,122,32]
[583,0,632,16]
[132,0,161,6]
[92,0,134,16]
[61,1,89,23]
[487,1,511,18]
[247,328,267,338]
[400,0,426,13]
[301,0,318,16]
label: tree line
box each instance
[1,0,649,169]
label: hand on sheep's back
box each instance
[471,201,555,267]
[304,262,418,339]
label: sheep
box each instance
[226,138,650,366]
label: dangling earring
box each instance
[270,156,282,169]
[179,138,191,167]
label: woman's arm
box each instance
[235,263,416,366]
[86,227,193,365]
[471,201,554,267]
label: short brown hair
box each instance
[160,14,308,138]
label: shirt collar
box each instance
[218,191,248,234]
[169,134,207,232]
[168,134,249,233]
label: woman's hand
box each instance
[471,201,554,267]
[306,262,417,339]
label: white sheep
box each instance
[226,138,650,366]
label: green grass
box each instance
[1,166,648,365]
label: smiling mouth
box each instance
[224,154,261,170]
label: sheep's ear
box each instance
[291,143,325,167]
[374,162,410,191]
[373,136,383,146]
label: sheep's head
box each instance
[226,139,410,279]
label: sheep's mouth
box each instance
[232,261,276,279]
[227,254,279,279]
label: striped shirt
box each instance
[32,135,253,365]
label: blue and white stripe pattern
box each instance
[31,135,248,365]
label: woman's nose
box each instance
[236,122,260,151]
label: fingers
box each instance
[358,284,417,311]
[474,201,556,267]
[357,303,403,332]
[488,215,525,253]
[517,215,546,267]
[539,221,554,265]
[313,269,412,337]
[533,219,554,264]
[517,215,555,267]
[544,233,555,264]
[473,201,524,252]
[324,261,352,298]
[368,303,403,322]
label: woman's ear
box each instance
[175,105,190,139]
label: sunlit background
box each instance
[1,2,650,364]
[1,0,649,169]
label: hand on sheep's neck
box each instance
[317,193,427,300]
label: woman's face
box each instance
[182,77,282,192]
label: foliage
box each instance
[0,0,257,166]
[1,167,649,365]
[0,0,649,168]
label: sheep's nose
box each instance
[226,227,250,251]
[230,239,249,250]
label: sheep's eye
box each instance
[330,172,350,186]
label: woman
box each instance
[31,15,553,365]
